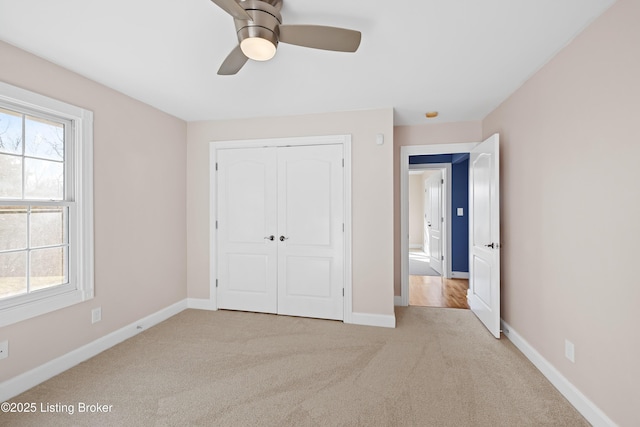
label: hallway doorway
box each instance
[400,142,477,308]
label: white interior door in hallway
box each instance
[424,171,443,275]
[216,144,345,321]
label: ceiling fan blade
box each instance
[279,25,361,52]
[210,0,252,21]
[218,45,249,75]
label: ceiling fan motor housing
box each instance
[235,0,283,51]
[215,0,360,74]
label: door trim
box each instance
[411,163,450,277]
[399,143,478,307]
[209,134,353,323]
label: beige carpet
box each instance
[2,307,588,426]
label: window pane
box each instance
[0,108,23,155]
[0,206,28,251]
[0,251,27,300]
[24,158,63,200]
[25,115,64,161]
[30,206,68,248]
[0,153,22,199]
[30,246,68,291]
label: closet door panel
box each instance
[217,147,278,313]
[277,145,344,320]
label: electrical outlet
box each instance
[91,307,102,324]
[565,339,575,363]
[0,340,8,360]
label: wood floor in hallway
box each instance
[409,275,470,309]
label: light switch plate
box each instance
[457,208,464,216]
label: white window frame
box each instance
[0,81,94,327]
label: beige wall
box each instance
[483,0,639,424]
[393,122,482,294]
[0,41,187,382]
[187,109,395,316]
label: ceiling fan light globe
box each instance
[241,37,277,61]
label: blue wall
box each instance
[410,153,469,273]
[409,154,452,164]
[451,154,469,272]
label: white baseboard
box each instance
[0,299,188,402]
[501,320,617,427]
[409,244,422,249]
[394,296,404,306]
[450,271,469,279]
[350,312,396,328]
[187,298,217,311]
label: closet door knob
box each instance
[264,235,275,241]
[279,236,289,242]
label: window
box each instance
[0,81,93,327]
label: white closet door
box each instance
[217,147,278,313]
[276,145,344,320]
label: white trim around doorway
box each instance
[399,143,478,307]
[410,162,451,279]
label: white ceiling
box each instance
[0,0,616,126]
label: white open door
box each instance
[216,147,278,313]
[469,134,501,338]
[422,181,430,255]
[425,171,443,274]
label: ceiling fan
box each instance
[211,0,362,75]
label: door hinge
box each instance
[342,158,344,167]
[215,162,218,171]
[215,220,218,229]
[441,178,444,184]
[342,288,344,297]
[441,217,444,222]
[342,223,345,232]
[441,255,444,261]
[216,279,218,288]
